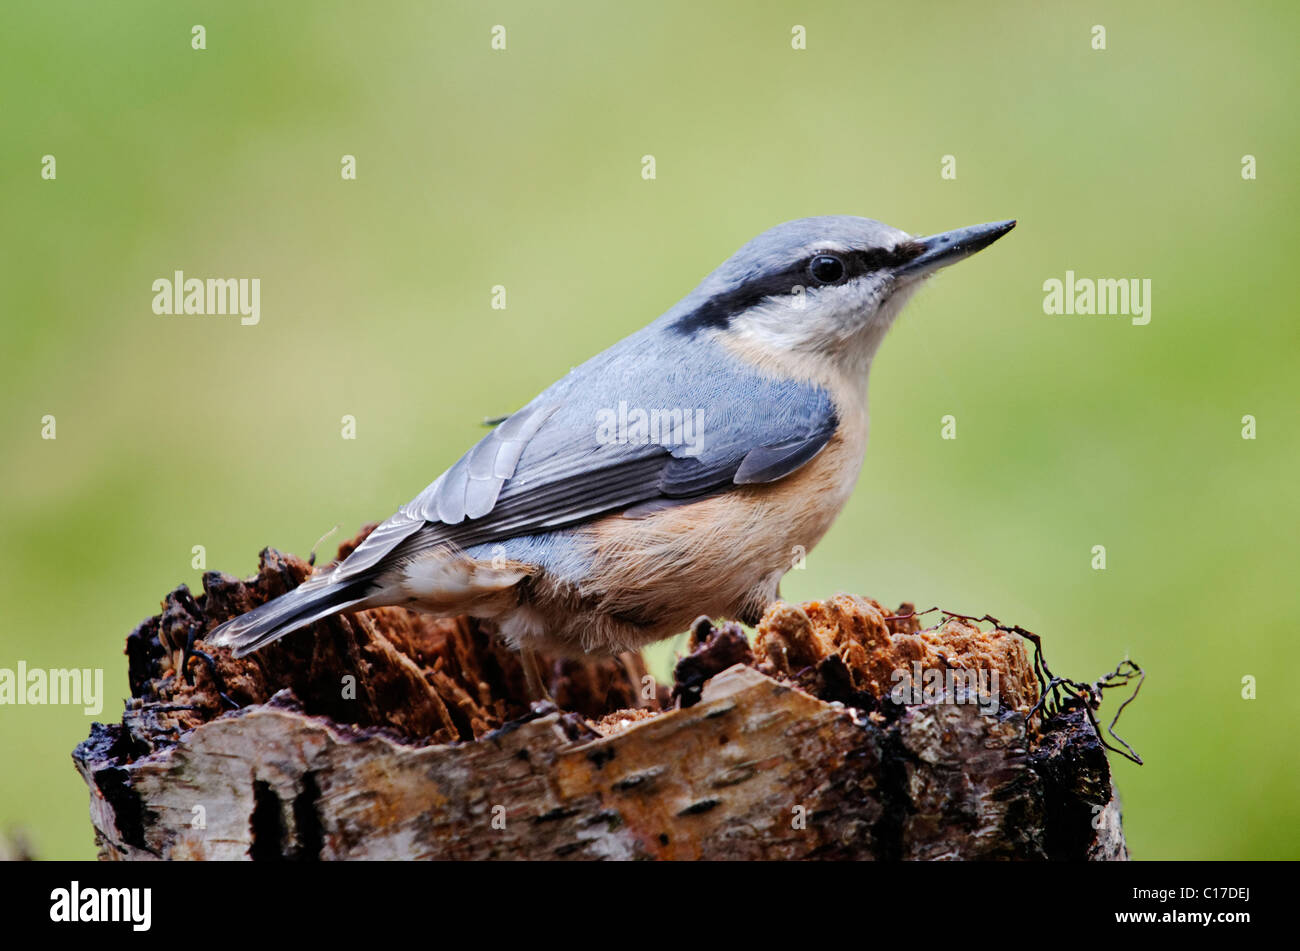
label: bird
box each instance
[207,215,1015,698]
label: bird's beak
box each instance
[895,219,1016,280]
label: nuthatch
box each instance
[208,216,1015,695]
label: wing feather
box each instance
[329,340,840,585]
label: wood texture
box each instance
[73,535,1129,861]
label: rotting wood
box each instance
[74,527,1131,860]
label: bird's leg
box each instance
[520,648,553,705]
[617,650,651,709]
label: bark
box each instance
[73,530,1130,861]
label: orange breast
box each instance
[572,406,867,622]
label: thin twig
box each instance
[884,605,1145,765]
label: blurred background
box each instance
[2,1,1297,859]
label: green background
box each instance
[2,1,1296,859]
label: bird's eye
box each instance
[808,253,846,285]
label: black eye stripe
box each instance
[673,240,927,335]
[851,241,926,272]
[808,242,927,283]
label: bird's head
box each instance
[673,215,1015,379]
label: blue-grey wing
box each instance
[332,334,838,581]
[330,400,556,579]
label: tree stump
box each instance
[73,531,1131,860]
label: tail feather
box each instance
[206,576,372,657]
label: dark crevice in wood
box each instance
[249,781,283,862]
[292,772,323,861]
